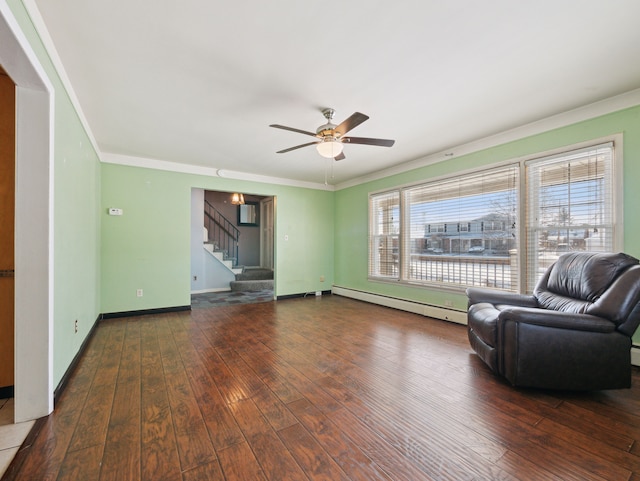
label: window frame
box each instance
[368,135,623,294]
[523,139,620,292]
[368,190,401,281]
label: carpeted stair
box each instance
[230,267,274,292]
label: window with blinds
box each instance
[403,164,519,289]
[525,142,614,292]
[369,191,400,279]
[367,139,617,293]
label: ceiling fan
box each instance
[270,108,395,161]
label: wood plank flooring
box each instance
[4,294,640,480]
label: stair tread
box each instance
[235,268,274,281]
[230,279,274,292]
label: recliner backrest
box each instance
[588,265,640,329]
[534,252,639,315]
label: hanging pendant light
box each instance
[231,193,245,205]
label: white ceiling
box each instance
[28,0,640,187]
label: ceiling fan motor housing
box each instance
[316,108,338,137]
[316,124,337,137]
[317,109,338,137]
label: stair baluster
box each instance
[204,200,240,267]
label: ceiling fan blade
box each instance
[342,136,395,147]
[334,152,346,161]
[276,141,318,154]
[269,124,318,137]
[334,112,369,136]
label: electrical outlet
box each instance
[444,300,453,308]
[74,319,78,333]
[137,289,143,297]
[320,275,325,282]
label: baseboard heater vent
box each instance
[331,286,467,325]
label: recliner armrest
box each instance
[498,307,616,333]
[466,287,538,308]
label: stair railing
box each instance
[204,200,240,267]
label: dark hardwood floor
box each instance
[4,294,640,480]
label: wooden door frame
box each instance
[0,4,54,422]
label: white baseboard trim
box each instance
[332,286,467,325]
[191,287,230,294]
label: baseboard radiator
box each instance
[331,286,467,325]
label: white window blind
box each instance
[525,142,614,292]
[369,191,400,279]
[403,164,519,290]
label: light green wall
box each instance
[8,1,102,386]
[101,164,334,313]
[334,105,640,341]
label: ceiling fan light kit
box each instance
[270,108,395,161]
[316,137,344,158]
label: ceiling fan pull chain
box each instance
[324,157,329,185]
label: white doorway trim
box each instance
[260,197,275,271]
[0,3,54,422]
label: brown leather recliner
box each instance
[466,252,640,390]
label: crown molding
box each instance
[103,88,639,193]
[101,152,334,191]
[334,88,640,190]
[214,167,334,191]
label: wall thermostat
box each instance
[108,208,123,216]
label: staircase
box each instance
[203,242,243,275]
[203,200,273,292]
[230,267,274,292]
[204,200,240,269]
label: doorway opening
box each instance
[190,189,275,308]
